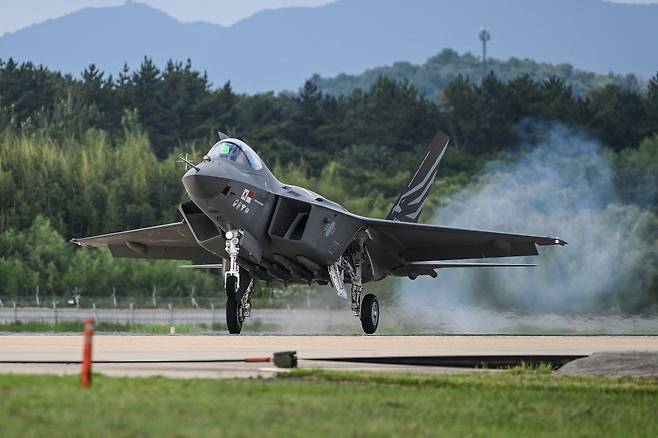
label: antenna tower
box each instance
[479,26,491,83]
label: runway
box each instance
[1,335,657,378]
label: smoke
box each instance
[394,124,657,333]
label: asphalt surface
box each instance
[0,335,657,379]
[557,351,658,377]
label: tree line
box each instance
[2,57,657,162]
[0,57,657,302]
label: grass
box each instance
[0,321,209,334]
[0,320,279,334]
[0,369,656,437]
[0,321,451,335]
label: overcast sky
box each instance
[0,0,655,36]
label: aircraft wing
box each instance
[71,222,221,262]
[363,218,566,264]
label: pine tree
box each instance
[645,71,658,137]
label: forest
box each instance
[311,49,646,103]
[0,56,657,307]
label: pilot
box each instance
[205,142,249,167]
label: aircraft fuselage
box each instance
[180,154,367,284]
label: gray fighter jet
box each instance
[73,131,566,334]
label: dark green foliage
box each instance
[588,85,647,150]
[441,73,650,153]
[645,71,658,135]
[1,56,655,160]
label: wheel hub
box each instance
[371,301,379,325]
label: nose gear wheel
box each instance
[226,297,244,334]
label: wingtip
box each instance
[548,237,567,246]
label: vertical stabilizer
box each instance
[386,130,450,223]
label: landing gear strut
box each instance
[328,251,379,334]
[224,230,242,298]
[224,229,253,334]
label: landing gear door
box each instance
[303,205,360,264]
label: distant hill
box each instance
[311,49,645,102]
[1,0,657,93]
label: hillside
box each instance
[311,49,644,102]
[0,0,657,93]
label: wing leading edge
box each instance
[71,222,221,262]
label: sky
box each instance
[0,0,657,36]
[1,0,656,36]
[0,0,336,35]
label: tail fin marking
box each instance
[386,130,450,223]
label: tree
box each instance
[289,80,323,149]
[588,84,646,150]
[645,71,658,137]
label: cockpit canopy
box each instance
[205,140,263,170]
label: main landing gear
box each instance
[222,229,378,335]
[328,252,379,334]
[224,230,253,334]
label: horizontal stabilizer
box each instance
[179,264,223,269]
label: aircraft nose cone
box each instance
[182,171,227,200]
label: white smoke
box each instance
[394,124,657,333]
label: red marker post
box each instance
[80,318,95,388]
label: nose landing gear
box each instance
[224,229,253,334]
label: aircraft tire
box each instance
[225,271,252,300]
[360,294,379,334]
[225,275,239,300]
[226,297,243,334]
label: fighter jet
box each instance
[73,131,566,334]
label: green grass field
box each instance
[0,321,432,335]
[0,321,212,334]
[0,369,656,437]
[0,320,278,334]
